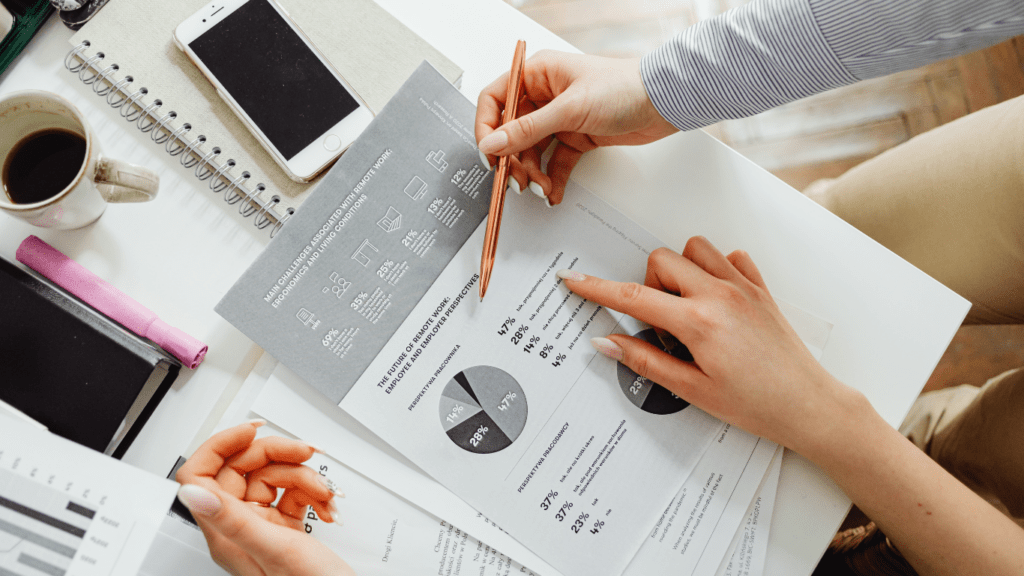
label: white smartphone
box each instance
[173,0,373,182]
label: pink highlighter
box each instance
[16,235,208,369]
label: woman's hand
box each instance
[475,50,677,207]
[558,237,867,458]
[175,421,354,576]
[562,237,1024,576]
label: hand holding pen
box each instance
[474,51,678,208]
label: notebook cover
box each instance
[0,255,180,456]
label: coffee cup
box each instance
[0,90,159,229]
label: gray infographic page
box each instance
[217,62,493,402]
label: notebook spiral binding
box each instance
[64,40,295,237]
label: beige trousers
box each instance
[805,94,1024,523]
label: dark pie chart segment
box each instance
[439,365,527,454]
[616,328,692,415]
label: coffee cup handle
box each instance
[94,156,160,203]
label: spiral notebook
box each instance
[63,0,462,237]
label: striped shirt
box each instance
[640,0,1024,131]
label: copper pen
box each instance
[480,40,527,301]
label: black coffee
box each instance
[3,129,87,205]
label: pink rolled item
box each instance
[16,235,208,369]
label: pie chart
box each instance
[439,365,528,454]
[616,328,691,415]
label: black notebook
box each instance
[0,255,180,458]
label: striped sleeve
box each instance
[811,0,1024,79]
[641,0,1024,131]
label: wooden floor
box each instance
[510,0,1024,392]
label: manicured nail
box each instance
[306,443,325,454]
[177,485,222,517]
[318,475,345,497]
[478,130,508,154]
[531,182,545,199]
[545,197,553,208]
[591,337,624,361]
[246,418,266,428]
[528,181,544,198]
[478,149,492,171]
[555,269,586,282]
[507,176,520,195]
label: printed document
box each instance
[0,414,178,576]
[218,62,829,576]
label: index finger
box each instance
[176,421,262,484]
[556,270,695,340]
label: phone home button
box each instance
[323,134,342,151]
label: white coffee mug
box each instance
[0,90,159,229]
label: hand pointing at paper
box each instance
[557,237,852,452]
[558,236,1024,576]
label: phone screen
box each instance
[189,0,360,160]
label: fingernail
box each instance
[528,181,544,198]
[591,337,624,361]
[177,485,222,517]
[531,181,546,199]
[507,176,520,195]
[306,443,325,454]
[318,475,345,497]
[555,269,586,282]
[545,197,553,208]
[246,418,266,428]
[478,130,508,154]
[478,149,492,171]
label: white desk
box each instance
[0,4,967,575]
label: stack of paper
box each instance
[143,355,791,576]
[199,63,834,576]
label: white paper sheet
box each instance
[0,414,179,576]
[695,443,782,576]
[717,448,784,576]
[624,428,778,576]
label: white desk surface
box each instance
[0,3,968,576]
